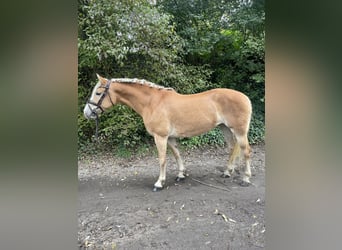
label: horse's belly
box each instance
[171,119,217,138]
[168,104,222,137]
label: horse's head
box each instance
[83,74,116,119]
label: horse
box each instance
[83,74,253,191]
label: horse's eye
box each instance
[95,92,101,96]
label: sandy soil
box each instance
[78,143,265,249]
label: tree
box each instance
[78,0,265,150]
[78,0,212,148]
[159,0,265,143]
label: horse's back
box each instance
[147,89,251,138]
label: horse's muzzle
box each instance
[84,103,99,120]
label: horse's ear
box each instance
[96,73,108,84]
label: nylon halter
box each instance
[86,79,114,140]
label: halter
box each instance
[86,79,115,140]
[86,79,114,116]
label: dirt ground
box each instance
[78,143,265,249]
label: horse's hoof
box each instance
[175,176,186,182]
[221,173,230,178]
[153,186,163,192]
[239,181,251,187]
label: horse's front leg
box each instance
[167,138,186,181]
[153,135,168,191]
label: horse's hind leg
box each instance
[220,125,240,177]
[225,142,241,177]
[167,138,186,181]
[235,133,252,186]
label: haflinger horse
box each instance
[84,74,252,191]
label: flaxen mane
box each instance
[111,78,174,91]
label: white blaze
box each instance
[83,82,101,119]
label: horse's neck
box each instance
[113,83,151,115]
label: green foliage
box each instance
[114,144,133,158]
[180,128,225,149]
[160,0,265,147]
[79,0,181,67]
[78,0,265,152]
[100,105,147,147]
[249,112,265,144]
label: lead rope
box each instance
[89,79,112,142]
[94,116,99,142]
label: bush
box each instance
[248,111,265,144]
[179,128,225,149]
[78,0,265,152]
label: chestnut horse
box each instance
[84,74,252,191]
